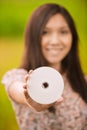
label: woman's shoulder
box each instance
[84,75,87,81]
[2,68,28,79]
[2,68,28,86]
[4,68,27,75]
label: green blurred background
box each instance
[0,0,87,130]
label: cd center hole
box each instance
[42,82,49,88]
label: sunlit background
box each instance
[0,0,87,130]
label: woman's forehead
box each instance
[44,14,69,29]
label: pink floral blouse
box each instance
[2,69,87,130]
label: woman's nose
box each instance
[50,33,60,45]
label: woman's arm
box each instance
[2,69,28,105]
[2,68,63,112]
[8,81,27,105]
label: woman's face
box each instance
[41,13,72,69]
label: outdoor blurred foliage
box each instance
[0,0,87,130]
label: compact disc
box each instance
[27,67,64,104]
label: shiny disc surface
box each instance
[27,67,64,104]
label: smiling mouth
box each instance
[46,48,63,54]
[46,47,63,51]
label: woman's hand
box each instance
[23,70,63,112]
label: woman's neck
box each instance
[49,63,62,73]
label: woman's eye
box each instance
[42,31,48,35]
[42,30,51,35]
[60,30,69,34]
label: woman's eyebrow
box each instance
[44,26,69,30]
[60,25,70,29]
[43,27,50,30]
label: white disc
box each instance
[27,67,64,104]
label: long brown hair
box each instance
[20,3,87,104]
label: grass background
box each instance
[0,0,87,130]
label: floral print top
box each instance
[2,69,87,130]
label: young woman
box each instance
[2,3,87,130]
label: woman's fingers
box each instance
[28,69,33,74]
[55,97,64,105]
[24,69,33,82]
[24,74,29,82]
[24,89,29,99]
[58,97,64,102]
[23,83,27,89]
